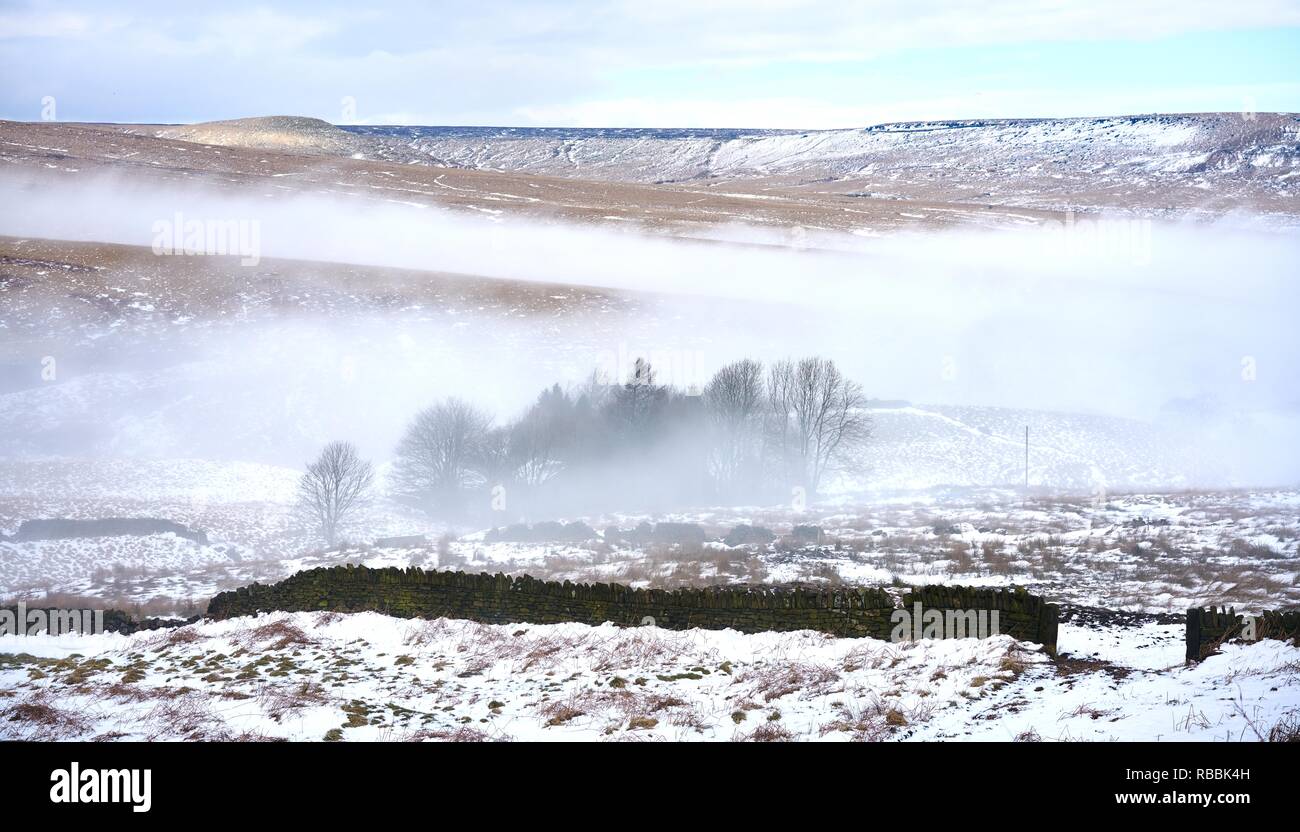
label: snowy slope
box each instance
[1,610,1295,742]
[856,403,1218,492]
[346,114,1300,207]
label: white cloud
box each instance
[2,0,1297,124]
[120,8,342,57]
[0,10,122,39]
[514,97,877,129]
[515,81,1300,129]
[9,1,1300,61]
[592,0,1300,65]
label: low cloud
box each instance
[2,172,1297,484]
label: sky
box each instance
[2,0,1300,127]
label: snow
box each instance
[0,533,241,598]
[1,609,1293,742]
[921,638,1300,742]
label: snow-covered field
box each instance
[2,473,1296,618]
[373,489,1300,615]
[1,610,1295,741]
[0,457,429,610]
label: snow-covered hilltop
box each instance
[157,116,369,156]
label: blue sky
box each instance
[2,0,1299,127]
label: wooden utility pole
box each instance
[1024,426,1029,489]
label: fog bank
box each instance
[2,173,1298,487]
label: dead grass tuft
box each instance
[248,619,312,651]
[740,662,841,702]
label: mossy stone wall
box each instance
[207,566,1058,649]
[1185,606,1300,662]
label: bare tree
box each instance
[703,358,764,490]
[392,398,493,512]
[297,441,374,546]
[475,425,516,489]
[766,357,870,494]
[509,384,574,486]
[765,359,798,485]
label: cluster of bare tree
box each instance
[296,355,869,540]
[705,356,871,498]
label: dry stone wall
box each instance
[3,518,208,545]
[207,565,1059,650]
[1185,606,1300,662]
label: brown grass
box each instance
[740,662,841,702]
[740,722,794,742]
[248,619,313,651]
[2,695,89,739]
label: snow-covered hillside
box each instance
[1,610,1295,741]
[346,114,1300,213]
